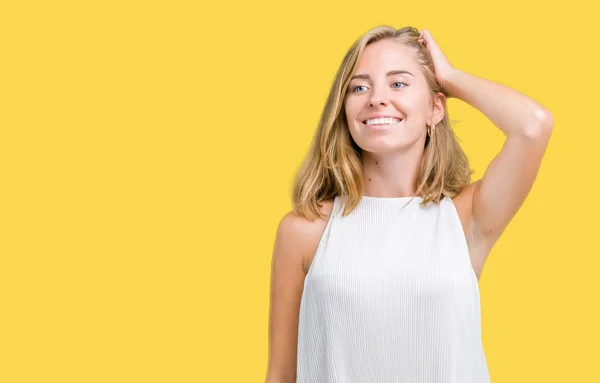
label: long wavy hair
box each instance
[291,25,474,220]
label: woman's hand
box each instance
[417,30,458,97]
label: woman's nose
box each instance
[368,91,389,107]
[369,98,389,107]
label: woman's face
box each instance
[344,39,437,154]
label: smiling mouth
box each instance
[361,119,403,126]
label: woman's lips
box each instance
[361,119,403,131]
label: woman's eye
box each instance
[351,82,407,93]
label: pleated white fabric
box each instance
[296,195,490,383]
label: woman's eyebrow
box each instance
[351,70,414,80]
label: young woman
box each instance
[266,25,553,382]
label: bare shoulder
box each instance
[265,198,335,381]
[451,180,491,280]
[278,198,336,275]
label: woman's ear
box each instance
[432,92,446,124]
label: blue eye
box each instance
[351,82,407,93]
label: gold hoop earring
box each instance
[427,123,436,137]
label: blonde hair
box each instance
[291,25,474,220]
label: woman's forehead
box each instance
[355,42,418,74]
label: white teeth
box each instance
[364,117,402,125]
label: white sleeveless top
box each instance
[296,195,490,382]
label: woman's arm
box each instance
[418,29,554,254]
[265,213,305,383]
[445,68,554,249]
[266,208,329,383]
[444,68,553,138]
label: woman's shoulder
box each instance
[279,197,336,274]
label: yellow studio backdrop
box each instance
[0,0,597,382]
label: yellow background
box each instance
[1,0,598,382]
